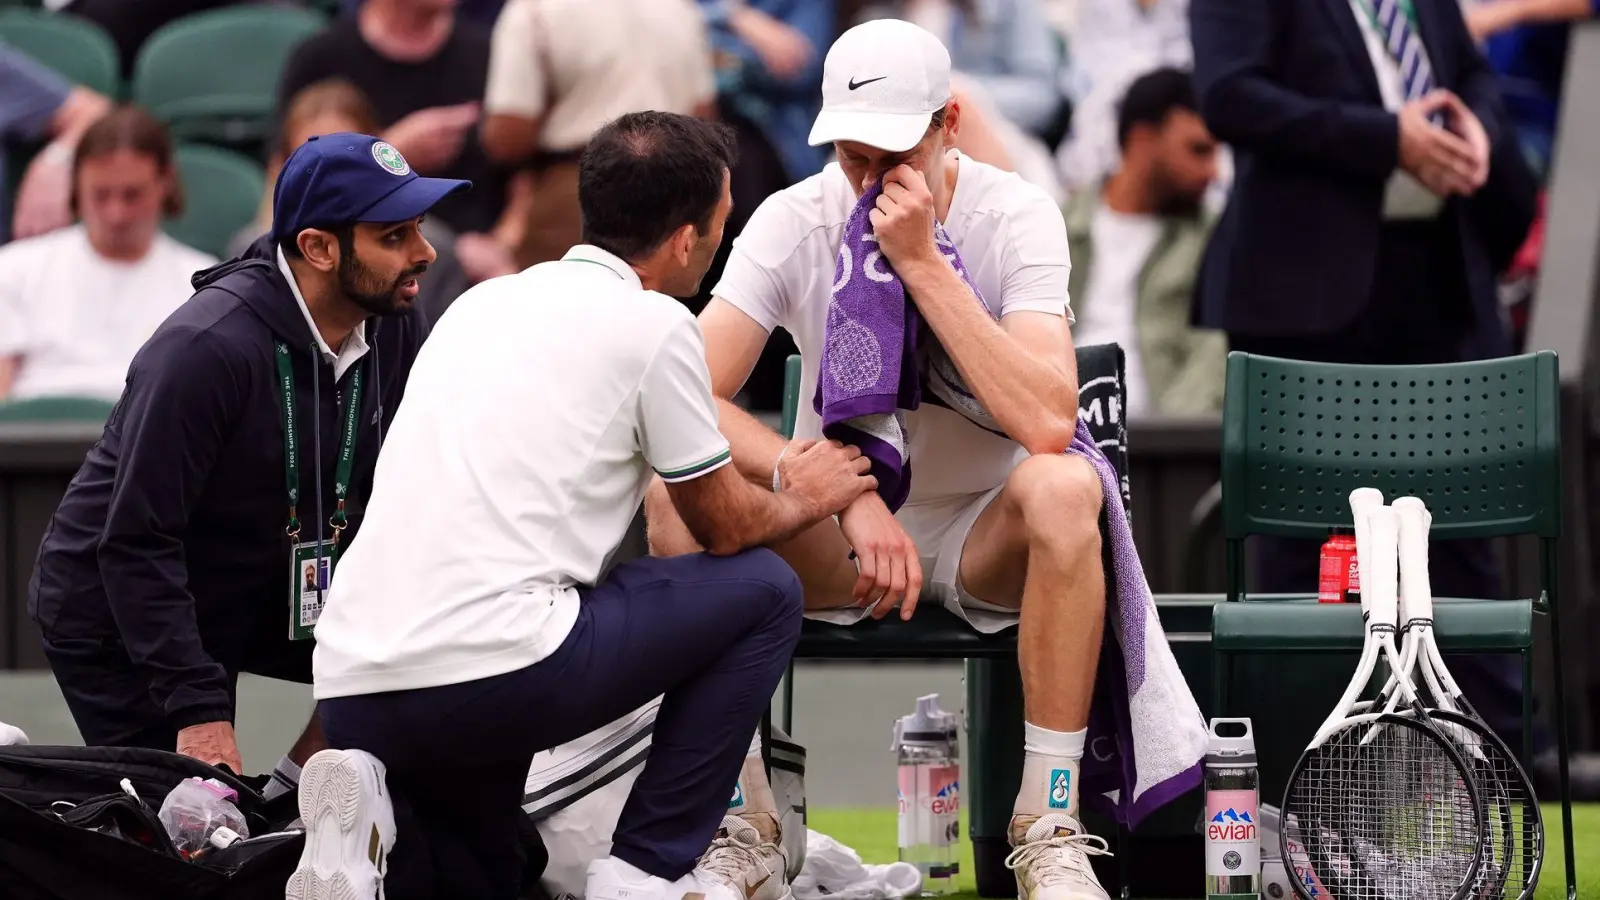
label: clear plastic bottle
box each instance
[1203,718,1260,900]
[893,694,960,895]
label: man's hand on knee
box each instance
[839,492,922,620]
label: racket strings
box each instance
[1442,718,1541,899]
[1289,721,1481,900]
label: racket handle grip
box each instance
[1364,506,1400,628]
[1394,498,1434,622]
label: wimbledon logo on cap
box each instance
[371,141,411,177]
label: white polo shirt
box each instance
[312,245,732,698]
[712,151,1073,506]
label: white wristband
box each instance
[771,443,790,493]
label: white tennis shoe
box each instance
[1007,813,1112,900]
[286,748,396,900]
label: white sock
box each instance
[263,755,302,801]
[1014,723,1087,819]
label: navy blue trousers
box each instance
[319,549,803,900]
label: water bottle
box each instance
[1204,718,1260,900]
[893,694,960,895]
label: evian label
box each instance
[898,764,960,848]
[1205,789,1260,877]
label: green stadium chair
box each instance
[1210,350,1577,900]
[0,395,114,423]
[130,4,326,155]
[773,346,1159,898]
[165,143,263,259]
[0,9,120,96]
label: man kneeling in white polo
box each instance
[287,112,879,900]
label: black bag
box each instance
[0,745,303,900]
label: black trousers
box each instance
[40,627,313,752]
[319,549,803,900]
[1228,217,1539,759]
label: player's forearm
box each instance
[678,466,820,555]
[716,397,792,484]
[900,257,1079,453]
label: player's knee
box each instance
[1006,454,1103,544]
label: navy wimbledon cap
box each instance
[270,132,471,242]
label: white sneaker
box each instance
[586,856,710,900]
[286,749,396,900]
[1006,814,1113,900]
[0,721,28,746]
[695,815,791,900]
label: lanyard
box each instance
[274,342,364,543]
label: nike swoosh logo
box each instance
[745,872,774,900]
[848,76,887,90]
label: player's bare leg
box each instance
[957,454,1110,900]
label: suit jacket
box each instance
[1189,0,1510,341]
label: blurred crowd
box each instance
[0,0,1593,414]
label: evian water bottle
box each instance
[1204,718,1260,900]
[894,694,960,894]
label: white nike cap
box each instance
[807,18,952,153]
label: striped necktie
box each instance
[1363,0,1438,102]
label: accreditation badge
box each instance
[288,539,338,640]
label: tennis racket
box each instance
[1282,500,1489,900]
[1390,497,1544,900]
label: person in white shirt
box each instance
[294,111,877,900]
[0,106,216,403]
[646,19,1115,900]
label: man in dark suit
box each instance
[1190,0,1539,766]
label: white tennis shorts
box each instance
[802,484,1019,634]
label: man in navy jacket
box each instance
[28,133,468,786]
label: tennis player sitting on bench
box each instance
[645,18,1112,900]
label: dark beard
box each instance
[338,249,427,317]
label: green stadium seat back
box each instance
[0,9,120,96]
[0,395,114,423]
[165,143,264,259]
[131,5,327,148]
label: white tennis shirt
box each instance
[313,245,732,698]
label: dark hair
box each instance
[578,111,738,262]
[1115,68,1198,151]
[70,105,184,217]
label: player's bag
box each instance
[0,744,303,900]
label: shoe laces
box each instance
[1004,817,1111,888]
[698,817,777,888]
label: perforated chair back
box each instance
[1221,351,1562,545]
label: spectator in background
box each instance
[0,106,215,403]
[1463,0,1599,175]
[341,0,508,29]
[481,0,717,269]
[278,0,517,277]
[230,79,475,324]
[1063,68,1224,418]
[61,0,239,79]
[701,0,835,189]
[2,40,113,243]
[1191,0,1536,759]
[1054,0,1193,193]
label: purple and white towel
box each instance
[816,181,1206,827]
